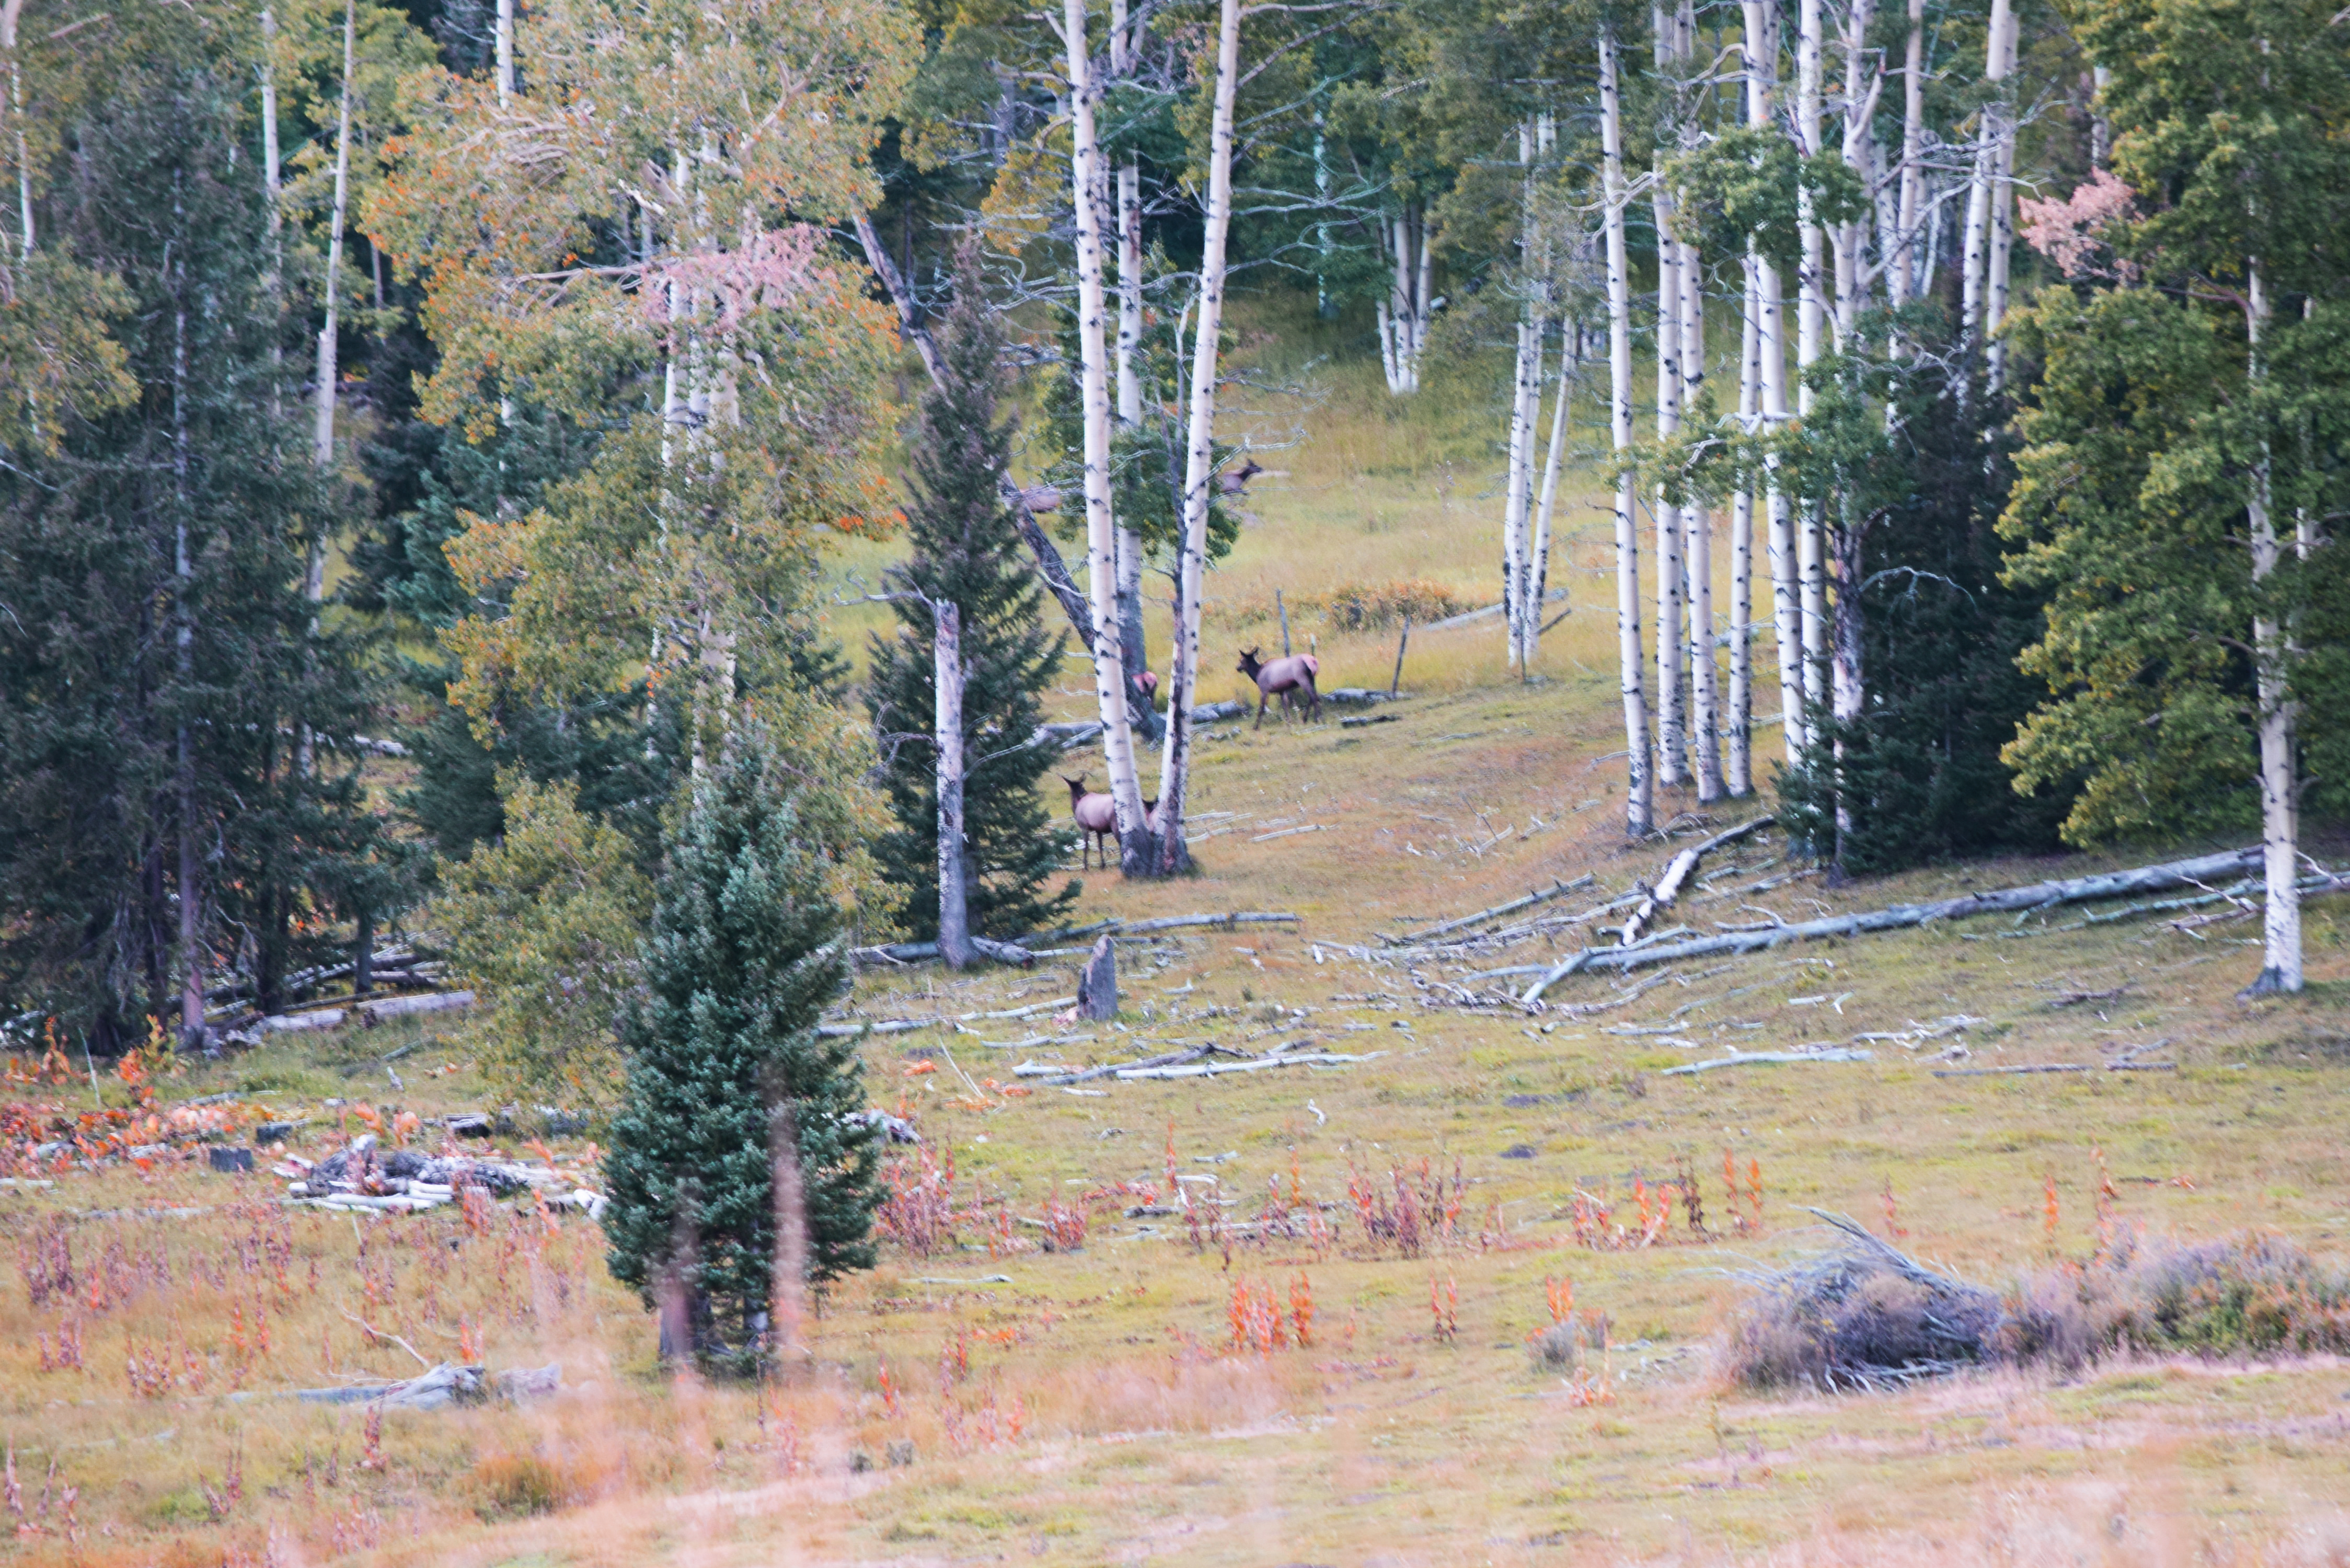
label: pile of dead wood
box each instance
[278,1134,605,1219]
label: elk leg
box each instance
[1254,690,1268,730]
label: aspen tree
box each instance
[1059,0,1149,870]
[1652,7,1686,787]
[1600,23,1653,837]
[1152,0,1241,874]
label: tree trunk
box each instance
[1835,0,1879,343]
[1960,0,2011,359]
[169,195,205,1051]
[1651,186,1685,789]
[1600,26,1653,838]
[1526,329,1573,666]
[1893,0,1926,305]
[313,0,354,479]
[353,904,374,996]
[496,0,513,101]
[1829,505,1865,870]
[1727,255,1758,797]
[1149,0,1240,875]
[2242,265,2301,995]
[1983,0,2019,392]
[1502,122,1542,674]
[932,601,974,970]
[1681,236,1719,801]
[1076,935,1118,1021]
[1108,0,1156,742]
[1062,0,1149,871]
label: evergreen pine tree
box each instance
[867,259,1078,942]
[602,731,880,1363]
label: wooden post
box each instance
[353,905,374,997]
[933,601,974,970]
[1390,616,1410,696]
[1076,935,1118,1020]
[1277,590,1292,655]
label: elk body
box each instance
[1236,647,1321,728]
[1063,776,1158,869]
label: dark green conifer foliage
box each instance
[866,261,1077,941]
[602,733,880,1361]
[1773,342,2078,875]
[0,41,383,1046]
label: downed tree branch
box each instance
[1110,1050,1381,1081]
[1620,817,1773,945]
[1661,1048,1874,1076]
[1386,873,1598,947]
[1529,847,2262,996]
[1930,1061,2179,1078]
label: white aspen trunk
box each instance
[1377,217,1402,391]
[1793,0,1830,752]
[496,0,513,101]
[1960,0,2011,354]
[260,5,282,267]
[311,0,355,487]
[1109,0,1150,729]
[2,0,31,261]
[1062,0,1149,869]
[1150,0,1240,875]
[1795,0,1825,402]
[1745,0,1807,763]
[932,600,974,970]
[2243,264,2301,994]
[1312,99,1333,317]
[1652,160,1686,788]
[2090,64,2112,168]
[1412,206,1434,374]
[1683,241,1720,802]
[1728,255,1758,796]
[1983,0,2019,391]
[1526,331,1572,666]
[1893,0,1926,304]
[1601,26,1654,838]
[1503,121,1541,672]
[1835,0,1879,344]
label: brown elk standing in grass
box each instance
[1236,648,1321,728]
[1062,777,1157,869]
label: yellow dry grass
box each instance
[7,298,2350,1567]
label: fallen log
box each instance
[1661,1048,1874,1076]
[1620,817,1773,946]
[1528,847,2263,999]
[1387,873,1598,948]
[1112,1050,1381,1081]
[1931,1062,2179,1078]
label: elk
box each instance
[1237,647,1321,728]
[1215,456,1264,497]
[1063,776,1159,869]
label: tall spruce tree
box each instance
[1772,338,2077,875]
[0,27,384,1046]
[867,259,1077,942]
[602,732,881,1363]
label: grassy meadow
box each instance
[6,294,2350,1567]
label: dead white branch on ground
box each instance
[1529,847,2262,1001]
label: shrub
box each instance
[1725,1215,2350,1392]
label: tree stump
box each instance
[1076,935,1118,1021]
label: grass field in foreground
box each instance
[5,669,2349,1567]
